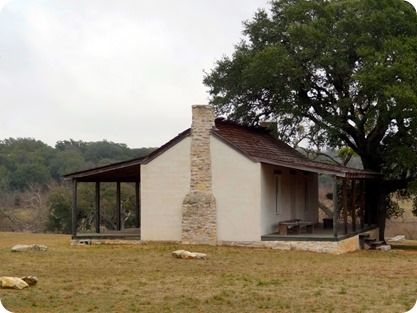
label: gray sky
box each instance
[0,0,269,148]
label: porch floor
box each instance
[72,228,141,240]
[261,223,377,242]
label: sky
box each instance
[0,0,269,148]
[1,1,416,149]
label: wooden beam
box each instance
[116,182,121,231]
[333,175,338,237]
[135,182,140,228]
[95,182,100,233]
[342,179,348,235]
[351,180,356,232]
[72,179,78,237]
[360,179,365,229]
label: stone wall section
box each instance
[182,105,217,245]
[71,236,361,254]
[219,235,361,254]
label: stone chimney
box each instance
[182,105,217,245]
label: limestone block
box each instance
[0,277,29,290]
[11,244,48,252]
[376,245,391,251]
[172,250,207,260]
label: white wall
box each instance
[211,136,261,241]
[140,137,191,241]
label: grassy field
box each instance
[1,233,417,312]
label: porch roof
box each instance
[63,157,145,182]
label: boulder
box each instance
[11,244,48,252]
[21,276,38,286]
[0,277,29,290]
[0,276,38,290]
[172,250,207,260]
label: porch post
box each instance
[71,179,78,238]
[95,182,100,233]
[116,182,121,231]
[342,179,348,235]
[332,175,338,237]
[359,179,365,229]
[135,181,140,228]
[351,179,356,232]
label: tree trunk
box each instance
[377,191,387,243]
[364,180,378,225]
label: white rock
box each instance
[11,244,48,252]
[0,277,29,290]
[376,245,391,251]
[171,250,207,260]
[387,235,406,242]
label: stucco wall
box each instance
[211,136,261,241]
[260,165,319,236]
[141,137,191,241]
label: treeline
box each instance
[0,138,155,191]
[0,138,155,234]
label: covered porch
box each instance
[260,158,382,244]
[63,158,145,240]
[262,223,378,242]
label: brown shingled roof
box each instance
[212,119,380,179]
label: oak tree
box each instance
[204,0,417,239]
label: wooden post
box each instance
[116,182,121,231]
[333,175,338,237]
[135,181,140,228]
[72,179,78,238]
[360,179,365,229]
[351,180,356,232]
[342,179,348,235]
[95,182,100,233]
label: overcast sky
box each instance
[1,1,416,149]
[0,0,269,148]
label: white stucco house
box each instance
[65,105,381,253]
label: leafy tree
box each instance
[203,0,417,239]
[0,138,55,190]
[49,149,85,181]
[45,185,72,233]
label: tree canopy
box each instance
[204,0,417,194]
[0,138,155,191]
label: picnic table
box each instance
[278,219,314,235]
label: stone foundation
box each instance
[219,235,361,254]
[71,236,362,254]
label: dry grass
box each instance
[1,233,417,312]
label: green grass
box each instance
[1,232,417,312]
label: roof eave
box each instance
[255,158,381,179]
